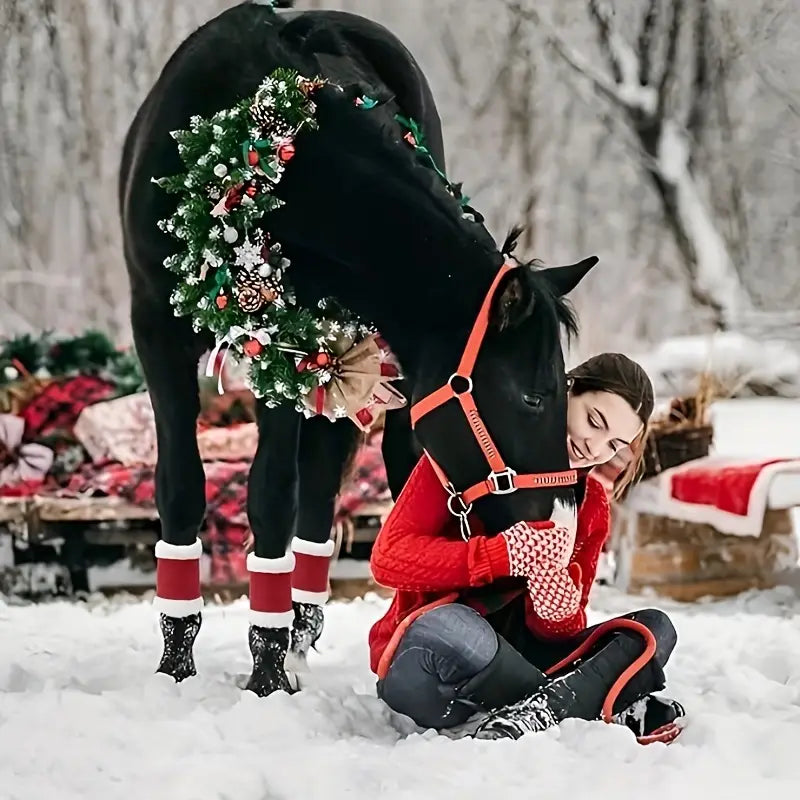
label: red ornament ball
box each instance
[277,142,296,162]
[215,293,228,309]
[245,184,257,197]
[247,149,260,167]
[314,351,330,367]
[242,338,263,357]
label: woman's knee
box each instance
[379,604,498,729]
[400,603,499,672]
[631,608,677,662]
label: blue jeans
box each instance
[377,603,676,730]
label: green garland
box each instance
[154,67,476,412]
[0,330,145,396]
[154,68,370,409]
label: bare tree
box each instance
[506,0,754,330]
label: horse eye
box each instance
[523,393,542,410]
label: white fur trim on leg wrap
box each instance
[250,609,294,628]
[155,538,203,560]
[153,596,204,617]
[246,551,295,574]
[290,537,335,557]
[292,588,329,605]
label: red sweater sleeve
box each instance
[370,456,511,593]
[570,476,611,608]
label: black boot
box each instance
[289,601,324,665]
[613,695,685,743]
[473,691,559,740]
[245,625,295,697]
[474,632,649,741]
[156,613,201,682]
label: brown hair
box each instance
[567,353,654,499]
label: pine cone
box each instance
[249,102,293,139]
[234,269,284,312]
[235,270,266,313]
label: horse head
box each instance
[411,238,598,533]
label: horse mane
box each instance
[501,226,579,344]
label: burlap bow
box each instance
[0,413,54,486]
[299,334,406,431]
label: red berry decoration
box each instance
[242,338,263,357]
[277,142,296,162]
[245,184,257,197]
[314,351,330,367]
[247,148,260,167]
[215,293,228,309]
[223,183,244,212]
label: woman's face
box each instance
[566,390,642,469]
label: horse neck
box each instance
[335,247,502,372]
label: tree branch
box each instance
[657,0,684,117]
[502,1,633,112]
[637,0,659,86]
[687,0,711,140]
[588,0,623,84]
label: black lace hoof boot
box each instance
[288,601,324,668]
[245,625,296,698]
[156,613,202,682]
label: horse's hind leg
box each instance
[288,416,361,670]
[132,301,206,682]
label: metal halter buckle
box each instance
[487,467,518,495]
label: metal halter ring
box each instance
[447,373,473,395]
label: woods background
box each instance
[1,0,797,368]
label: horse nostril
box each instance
[522,393,542,411]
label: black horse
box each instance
[120,1,598,695]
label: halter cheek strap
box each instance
[410,262,577,539]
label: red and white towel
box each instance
[627,457,800,537]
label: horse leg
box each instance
[381,400,421,500]
[132,303,206,682]
[287,415,361,671]
[245,401,302,697]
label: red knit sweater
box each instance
[368,456,611,676]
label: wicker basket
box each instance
[642,424,714,481]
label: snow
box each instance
[635,332,800,398]
[4,398,800,797]
[2,587,800,799]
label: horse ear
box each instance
[490,270,535,332]
[541,256,599,297]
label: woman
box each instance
[369,353,685,743]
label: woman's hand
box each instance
[500,521,576,576]
[500,521,582,622]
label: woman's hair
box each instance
[567,353,655,499]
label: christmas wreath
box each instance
[154,68,387,416]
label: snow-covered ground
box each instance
[3,398,800,799]
[2,587,800,799]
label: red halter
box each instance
[410,261,578,537]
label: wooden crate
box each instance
[610,504,798,601]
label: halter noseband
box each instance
[410,261,578,539]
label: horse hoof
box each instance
[290,601,324,662]
[246,624,295,697]
[156,612,201,682]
